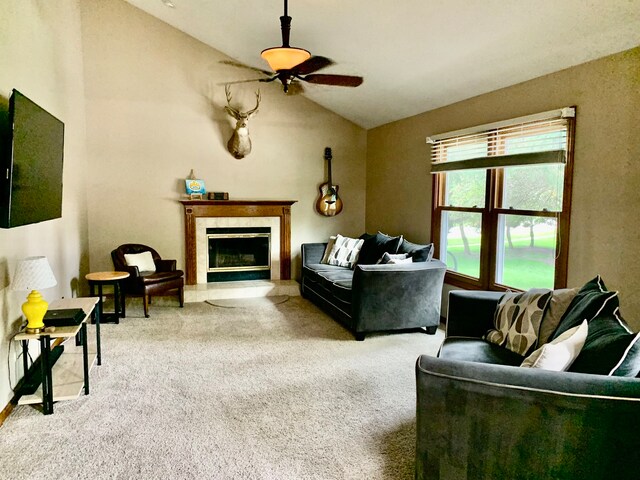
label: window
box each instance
[429,108,575,291]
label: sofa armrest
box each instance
[301,243,327,266]
[352,260,446,332]
[446,290,503,339]
[415,355,640,480]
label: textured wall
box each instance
[79,0,367,280]
[0,1,89,409]
[367,47,640,329]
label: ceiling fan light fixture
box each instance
[261,46,311,72]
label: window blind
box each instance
[428,108,574,173]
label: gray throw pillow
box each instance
[357,232,402,265]
[398,238,434,262]
[538,287,580,345]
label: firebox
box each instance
[206,227,271,282]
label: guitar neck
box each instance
[324,147,333,186]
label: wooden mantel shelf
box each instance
[180,199,297,285]
[180,200,297,206]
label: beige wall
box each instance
[79,0,367,280]
[367,47,640,329]
[0,1,89,408]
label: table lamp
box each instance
[11,256,57,333]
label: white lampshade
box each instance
[11,256,57,291]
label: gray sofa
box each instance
[301,242,446,340]
[416,290,640,480]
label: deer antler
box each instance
[245,90,261,118]
[224,84,240,117]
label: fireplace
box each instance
[207,227,271,282]
[180,200,296,285]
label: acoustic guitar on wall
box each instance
[316,147,343,217]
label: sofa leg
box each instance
[143,295,150,318]
[178,285,184,307]
[355,333,365,341]
[423,326,438,335]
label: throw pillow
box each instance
[521,320,588,371]
[124,251,156,273]
[377,252,412,264]
[320,236,337,264]
[327,234,364,269]
[356,232,403,265]
[550,275,618,341]
[537,287,580,345]
[397,238,434,262]
[485,289,553,356]
[569,304,640,377]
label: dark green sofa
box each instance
[300,241,446,340]
[416,290,640,480]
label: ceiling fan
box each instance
[222,0,363,94]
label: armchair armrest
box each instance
[352,260,446,332]
[121,265,140,278]
[446,290,503,338]
[302,243,327,266]
[155,259,177,272]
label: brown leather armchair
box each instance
[111,244,184,318]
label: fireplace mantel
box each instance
[180,200,297,285]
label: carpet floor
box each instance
[0,296,443,480]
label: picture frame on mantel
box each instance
[185,179,206,195]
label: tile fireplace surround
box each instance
[180,200,299,301]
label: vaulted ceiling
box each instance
[124,0,640,129]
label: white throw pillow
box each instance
[124,251,156,273]
[327,234,364,269]
[320,236,337,264]
[377,252,412,264]
[520,320,588,371]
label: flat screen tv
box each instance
[0,89,65,228]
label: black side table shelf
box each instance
[15,297,99,415]
[86,271,130,324]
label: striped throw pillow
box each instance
[327,234,364,269]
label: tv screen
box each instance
[1,89,65,228]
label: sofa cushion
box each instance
[569,304,640,377]
[331,278,353,305]
[439,337,524,366]
[521,320,588,371]
[357,232,402,265]
[327,234,364,269]
[538,287,580,345]
[551,275,618,340]
[485,289,553,356]
[398,238,434,262]
[315,269,354,292]
[304,263,347,274]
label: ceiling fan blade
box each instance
[291,56,334,75]
[301,74,363,87]
[220,60,273,77]
[220,78,269,85]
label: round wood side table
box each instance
[85,271,130,325]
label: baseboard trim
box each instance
[0,396,17,427]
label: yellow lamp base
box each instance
[22,290,48,334]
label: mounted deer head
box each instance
[224,84,261,159]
